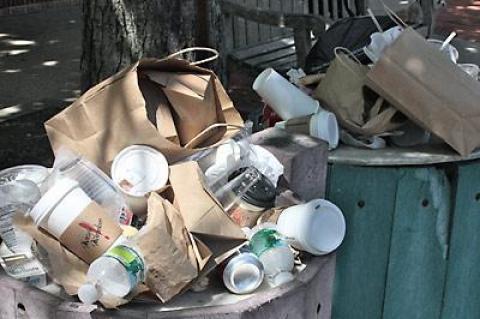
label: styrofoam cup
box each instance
[253,68,320,120]
[29,178,92,238]
[277,199,346,255]
[310,111,339,150]
[111,145,169,215]
[275,112,339,150]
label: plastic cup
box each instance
[253,68,320,120]
[277,199,346,255]
[275,112,339,150]
[111,145,169,216]
[459,63,479,79]
[0,165,49,188]
[29,178,92,238]
[427,39,459,63]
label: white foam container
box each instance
[29,178,92,238]
[253,68,320,120]
[310,112,339,150]
[111,145,169,215]
[277,199,346,255]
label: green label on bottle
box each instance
[249,228,288,257]
[105,245,145,287]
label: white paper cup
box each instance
[459,63,479,79]
[30,178,92,238]
[277,199,346,255]
[111,145,169,215]
[253,68,320,120]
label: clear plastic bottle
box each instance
[78,243,145,304]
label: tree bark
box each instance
[81,0,198,91]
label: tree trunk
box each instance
[81,0,198,91]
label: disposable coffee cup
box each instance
[29,178,122,263]
[253,68,320,120]
[459,63,479,79]
[275,112,339,150]
[277,199,346,255]
[111,145,169,216]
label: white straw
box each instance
[440,32,457,51]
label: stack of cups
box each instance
[277,199,346,255]
[253,68,339,150]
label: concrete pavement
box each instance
[0,4,81,121]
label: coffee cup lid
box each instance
[29,178,79,225]
[229,167,276,208]
[111,145,169,197]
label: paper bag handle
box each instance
[379,0,408,29]
[166,47,219,66]
[185,123,244,149]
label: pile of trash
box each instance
[257,18,480,155]
[0,57,346,309]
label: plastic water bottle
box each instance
[78,243,145,304]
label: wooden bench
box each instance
[219,0,363,74]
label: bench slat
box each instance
[231,35,295,60]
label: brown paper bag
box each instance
[314,53,405,137]
[169,161,246,242]
[366,28,480,156]
[45,58,244,172]
[135,192,199,302]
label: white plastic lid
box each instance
[29,178,79,226]
[78,282,101,305]
[111,145,169,197]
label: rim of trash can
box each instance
[328,144,480,166]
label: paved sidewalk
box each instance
[435,0,480,42]
[0,5,81,121]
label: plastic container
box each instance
[364,26,403,63]
[277,199,346,255]
[427,39,459,63]
[0,180,41,253]
[390,121,432,147]
[78,244,145,304]
[226,167,276,228]
[111,145,169,216]
[52,153,132,225]
[459,63,479,79]
[222,252,264,294]
[249,228,295,285]
[253,68,320,120]
[29,178,122,263]
[0,165,49,188]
